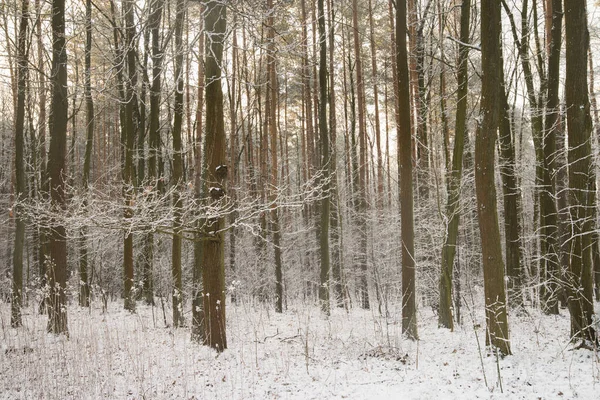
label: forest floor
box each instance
[1,296,599,399]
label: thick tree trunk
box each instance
[439,0,470,331]
[191,3,205,342]
[317,0,330,315]
[47,0,69,335]
[397,0,417,339]
[12,0,28,327]
[201,0,227,351]
[122,0,138,313]
[564,0,597,345]
[540,0,562,314]
[171,0,186,328]
[144,0,164,307]
[475,0,511,356]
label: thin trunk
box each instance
[144,0,164,307]
[352,0,370,310]
[328,0,343,307]
[79,0,94,308]
[368,0,384,205]
[266,0,283,313]
[122,0,137,312]
[228,21,238,305]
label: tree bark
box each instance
[540,0,562,314]
[564,0,597,345]
[11,0,28,327]
[171,0,186,328]
[201,0,227,351]
[191,1,205,342]
[79,0,94,308]
[475,0,511,356]
[439,0,470,331]
[397,0,417,339]
[47,0,69,335]
[352,0,370,310]
[317,0,330,315]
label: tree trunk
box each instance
[201,0,227,351]
[540,0,562,314]
[397,0,417,339]
[368,0,384,205]
[564,0,597,345]
[352,0,370,310]
[171,0,186,328]
[79,0,94,308]
[328,0,344,308]
[47,0,69,335]
[266,0,284,313]
[11,0,28,327]
[439,0,470,331]
[317,0,330,315]
[475,0,511,356]
[122,0,138,313]
[144,0,164,307]
[191,2,205,342]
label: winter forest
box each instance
[2,0,600,397]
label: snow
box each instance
[1,301,599,399]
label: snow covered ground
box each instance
[1,299,599,399]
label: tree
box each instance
[201,0,227,351]
[191,1,205,343]
[397,0,417,339]
[47,0,69,335]
[78,0,94,308]
[266,0,284,313]
[317,0,330,315]
[121,0,139,312]
[171,0,186,328]
[143,0,165,307]
[564,0,597,345]
[11,0,28,327]
[475,0,511,356]
[541,0,563,314]
[352,0,370,311]
[439,0,471,331]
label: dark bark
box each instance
[317,0,330,315]
[171,0,186,328]
[47,0,69,335]
[540,0,562,314]
[439,0,470,331]
[397,0,417,339]
[352,0,370,311]
[475,0,511,356]
[79,0,93,308]
[564,0,597,344]
[12,0,28,327]
[201,0,227,351]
